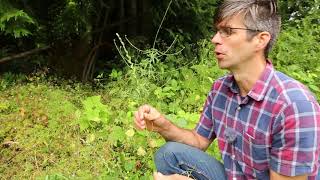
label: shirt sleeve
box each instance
[270,100,320,177]
[195,87,217,140]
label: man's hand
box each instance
[134,104,168,132]
[153,172,193,180]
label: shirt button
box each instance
[236,106,241,111]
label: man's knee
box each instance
[155,142,185,160]
[154,142,188,170]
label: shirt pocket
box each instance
[240,128,271,172]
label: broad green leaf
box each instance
[124,160,135,171]
[137,147,146,156]
[108,126,125,144]
[125,129,135,137]
[309,85,320,92]
[86,133,95,143]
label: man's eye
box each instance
[221,28,230,35]
[228,28,233,33]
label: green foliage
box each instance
[108,69,123,81]
[0,36,225,178]
[0,0,35,38]
[0,72,26,91]
[153,0,219,41]
[279,0,319,23]
[76,96,111,132]
[271,9,320,98]
[113,30,181,102]
[49,0,93,42]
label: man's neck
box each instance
[231,56,267,97]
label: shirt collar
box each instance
[227,60,274,101]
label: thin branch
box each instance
[0,46,50,64]
[153,0,173,48]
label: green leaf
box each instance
[107,126,125,144]
[0,9,35,38]
[77,95,110,131]
[309,85,320,92]
[124,160,135,171]
[79,118,89,131]
[86,133,95,143]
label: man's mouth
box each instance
[215,49,224,55]
[215,51,225,60]
[215,51,225,56]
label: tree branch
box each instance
[0,46,50,64]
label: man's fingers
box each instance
[134,111,141,121]
[144,112,161,121]
[134,120,145,130]
[143,112,154,121]
[142,104,151,112]
[134,111,145,130]
[153,172,158,180]
[153,172,164,180]
[136,107,144,120]
[140,104,151,116]
[135,105,160,130]
[137,105,156,121]
[135,111,145,124]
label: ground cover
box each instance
[0,41,223,178]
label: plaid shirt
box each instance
[196,61,320,179]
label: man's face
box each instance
[211,15,257,71]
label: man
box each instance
[134,0,320,179]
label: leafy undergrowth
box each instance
[0,79,222,179]
[0,44,224,179]
[0,82,157,179]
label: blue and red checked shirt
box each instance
[195,61,320,179]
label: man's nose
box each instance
[211,32,222,45]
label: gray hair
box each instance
[214,0,281,57]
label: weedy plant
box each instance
[75,95,111,132]
[114,0,183,76]
[110,0,225,167]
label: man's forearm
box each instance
[157,116,209,150]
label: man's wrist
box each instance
[157,115,172,134]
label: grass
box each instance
[0,79,166,179]
[0,60,223,179]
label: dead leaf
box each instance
[19,108,26,117]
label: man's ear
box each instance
[255,31,271,51]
